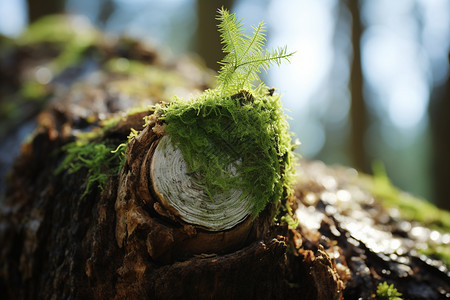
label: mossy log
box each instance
[1,16,450,300]
[0,101,343,299]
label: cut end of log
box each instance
[150,135,254,231]
[115,121,264,262]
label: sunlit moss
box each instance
[372,162,450,232]
[56,107,154,198]
[56,128,127,198]
[371,162,450,266]
[161,87,296,217]
[100,105,153,131]
[106,58,190,100]
[99,117,121,131]
[373,282,403,300]
[419,245,450,266]
[20,81,48,99]
[18,15,98,72]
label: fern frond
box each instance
[241,22,266,62]
[216,8,246,71]
[239,46,294,87]
[216,7,294,94]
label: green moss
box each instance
[56,129,127,197]
[372,162,450,232]
[19,15,84,45]
[100,105,153,131]
[105,58,190,101]
[280,207,299,228]
[106,58,184,85]
[20,81,48,99]
[373,282,403,300]
[55,106,155,197]
[100,117,121,131]
[55,9,296,219]
[419,245,450,267]
[161,87,295,217]
[18,15,98,72]
[371,162,450,266]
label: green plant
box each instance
[216,7,294,94]
[372,162,450,232]
[18,15,98,72]
[55,105,154,198]
[56,132,127,198]
[160,8,296,217]
[370,162,450,266]
[373,282,403,300]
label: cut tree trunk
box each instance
[1,16,449,300]
[0,102,342,299]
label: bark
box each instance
[0,103,342,299]
[1,102,450,299]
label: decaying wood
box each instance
[2,100,449,299]
[0,101,337,299]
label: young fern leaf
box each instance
[216,7,294,94]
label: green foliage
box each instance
[106,58,185,86]
[419,244,450,268]
[56,133,127,198]
[372,162,450,232]
[161,8,296,217]
[216,7,294,95]
[18,15,98,72]
[20,81,48,100]
[373,282,403,300]
[371,162,450,267]
[56,107,154,198]
[163,89,295,216]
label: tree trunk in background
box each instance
[347,0,369,173]
[27,0,65,23]
[196,0,234,71]
[429,53,450,211]
[97,0,116,28]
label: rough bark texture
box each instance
[2,106,449,299]
[0,103,342,299]
[1,105,450,299]
[1,16,449,300]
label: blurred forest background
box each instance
[0,0,449,210]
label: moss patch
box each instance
[56,130,127,197]
[373,282,403,300]
[18,15,98,72]
[371,162,450,266]
[372,162,450,232]
[161,88,295,217]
